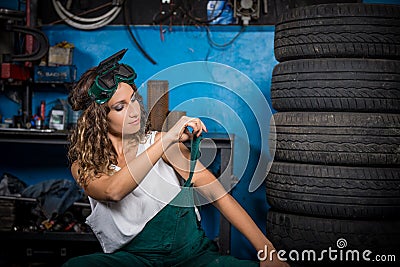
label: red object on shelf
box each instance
[1,63,31,80]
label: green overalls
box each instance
[62,136,258,267]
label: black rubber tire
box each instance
[271,58,400,113]
[266,161,400,219]
[274,3,400,62]
[266,210,400,266]
[272,112,400,166]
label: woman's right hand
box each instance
[164,116,207,144]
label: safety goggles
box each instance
[88,49,137,104]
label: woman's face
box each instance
[107,82,141,136]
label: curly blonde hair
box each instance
[68,67,150,188]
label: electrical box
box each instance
[48,46,74,66]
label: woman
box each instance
[63,49,288,267]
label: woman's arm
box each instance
[72,132,175,202]
[212,194,289,267]
[72,116,206,202]
[166,142,289,267]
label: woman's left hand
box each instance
[166,116,207,143]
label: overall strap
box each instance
[184,134,202,187]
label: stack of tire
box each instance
[266,3,400,266]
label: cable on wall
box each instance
[180,0,227,24]
[178,1,245,49]
[51,0,123,30]
[153,0,228,25]
[205,25,246,48]
[123,1,157,65]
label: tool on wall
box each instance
[0,0,49,127]
[0,5,49,80]
[2,23,49,63]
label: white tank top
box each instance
[86,131,198,253]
